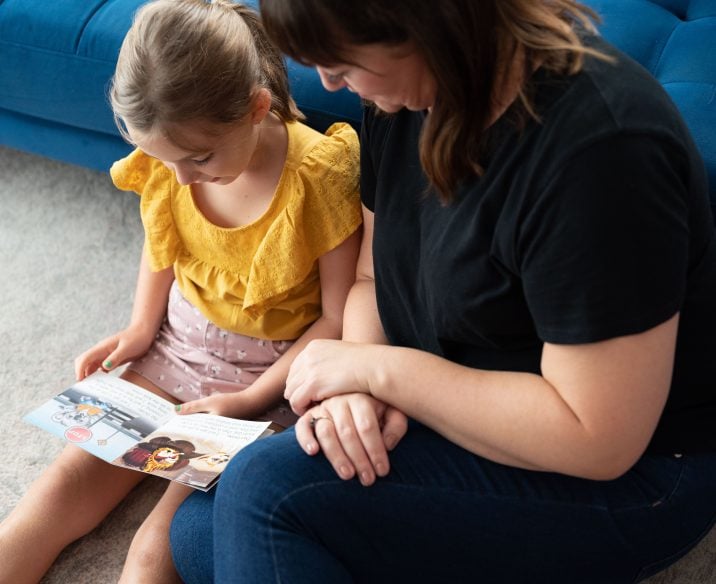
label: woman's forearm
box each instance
[368,347,579,471]
[366,317,676,479]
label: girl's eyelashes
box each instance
[192,153,213,166]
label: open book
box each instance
[24,371,277,491]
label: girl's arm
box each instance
[178,228,362,419]
[341,206,388,345]
[75,245,174,379]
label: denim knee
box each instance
[170,489,215,584]
[215,428,323,519]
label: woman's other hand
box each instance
[295,393,408,486]
[285,339,384,414]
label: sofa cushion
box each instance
[0,0,361,167]
[584,0,716,212]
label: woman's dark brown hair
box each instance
[259,0,601,203]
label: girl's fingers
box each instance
[176,398,210,415]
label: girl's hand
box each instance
[285,339,381,415]
[74,324,156,380]
[295,393,408,486]
[176,391,262,420]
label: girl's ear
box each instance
[250,87,272,124]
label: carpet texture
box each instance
[0,145,714,583]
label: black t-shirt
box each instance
[360,35,716,453]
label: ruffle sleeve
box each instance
[242,122,362,317]
[110,149,181,272]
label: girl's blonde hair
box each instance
[110,0,303,144]
[261,0,606,203]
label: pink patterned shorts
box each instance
[128,283,298,428]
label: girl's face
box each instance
[127,118,260,186]
[315,43,436,113]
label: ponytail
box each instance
[229,3,304,122]
[111,0,303,140]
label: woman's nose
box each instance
[316,67,346,92]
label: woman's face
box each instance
[316,43,436,113]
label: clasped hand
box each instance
[287,340,408,486]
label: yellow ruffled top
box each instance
[110,121,361,340]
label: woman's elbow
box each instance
[573,435,651,481]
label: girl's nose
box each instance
[171,162,198,185]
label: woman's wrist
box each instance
[360,343,393,401]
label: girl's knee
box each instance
[125,515,175,575]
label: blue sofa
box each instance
[0,0,362,173]
[0,0,714,580]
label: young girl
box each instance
[0,1,361,582]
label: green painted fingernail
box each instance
[175,404,182,412]
[103,360,112,369]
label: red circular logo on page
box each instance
[65,426,92,443]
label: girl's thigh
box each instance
[173,424,716,584]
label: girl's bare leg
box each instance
[0,444,148,584]
[119,482,193,584]
[0,370,177,584]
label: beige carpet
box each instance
[0,145,166,583]
[0,145,715,583]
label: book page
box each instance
[24,372,176,463]
[109,413,271,489]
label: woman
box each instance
[170,1,716,582]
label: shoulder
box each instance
[287,121,359,170]
[535,34,694,158]
[110,148,174,195]
[286,121,360,197]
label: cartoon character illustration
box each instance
[51,397,113,428]
[121,436,203,474]
[188,451,231,474]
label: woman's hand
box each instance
[285,339,383,415]
[295,393,408,486]
[74,324,157,380]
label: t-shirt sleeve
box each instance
[519,133,690,343]
[110,148,180,271]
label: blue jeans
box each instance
[171,423,716,583]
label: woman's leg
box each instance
[171,489,216,584]
[180,423,716,584]
[119,482,192,584]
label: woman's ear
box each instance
[251,87,272,124]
